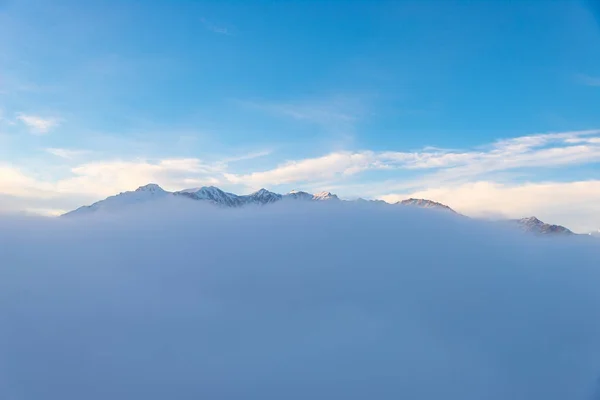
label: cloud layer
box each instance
[1,203,599,399]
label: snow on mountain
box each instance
[135,183,167,194]
[588,229,600,238]
[312,191,340,201]
[511,216,573,235]
[175,187,283,207]
[397,198,456,213]
[240,188,283,205]
[283,190,314,201]
[62,183,170,217]
[175,186,243,207]
[283,190,340,201]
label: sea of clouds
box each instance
[1,199,600,400]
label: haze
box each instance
[1,202,599,399]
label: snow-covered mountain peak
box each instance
[63,183,170,217]
[135,183,166,193]
[519,216,542,224]
[244,188,282,204]
[313,191,339,201]
[284,190,314,201]
[175,186,241,207]
[189,186,225,195]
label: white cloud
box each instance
[0,165,55,198]
[46,148,90,159]
[56,158,226,197]
[0,158,227,202]
[380,180,600,233]
[16,113,60,134]
[221,150,273,163]
[225,151,384,186]
[225,129,600,188]
[565,137,600,144]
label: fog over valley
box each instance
[1,201,599,399]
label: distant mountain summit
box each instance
[283,190,314,201]
[63,183,170,217]
[312,191,340,201]
[397,198,456,213]
[242,188,282,205]
[282,190,339,201]
[174,187,283,207]
[175,186,242,207]
[135,183,167,194]
[61,184,576,236]
[511,217,573,235]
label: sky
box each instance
[1,0,600,232]
[1,203,600,399]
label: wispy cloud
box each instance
[200,18,232,35]
[575,73,600,87]
[240,96,363,138]
[224,151,382,186]
[221,150,272,163]
[16,113,61,134]
[224,129,600,188]
[46,148,90,160]
[5,129,600,198]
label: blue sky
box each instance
[1,0,600,231]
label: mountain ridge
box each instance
[62,183,579,236]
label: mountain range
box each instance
[63,183,582,236]
[64,184,341,217]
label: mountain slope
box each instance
[175,186,243,207]
[313,191,340,201]
[63,184,170,217]
[397,198,456,213]
[283,190,315,201]
[511,217,573,235]
[240,188,282,205]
